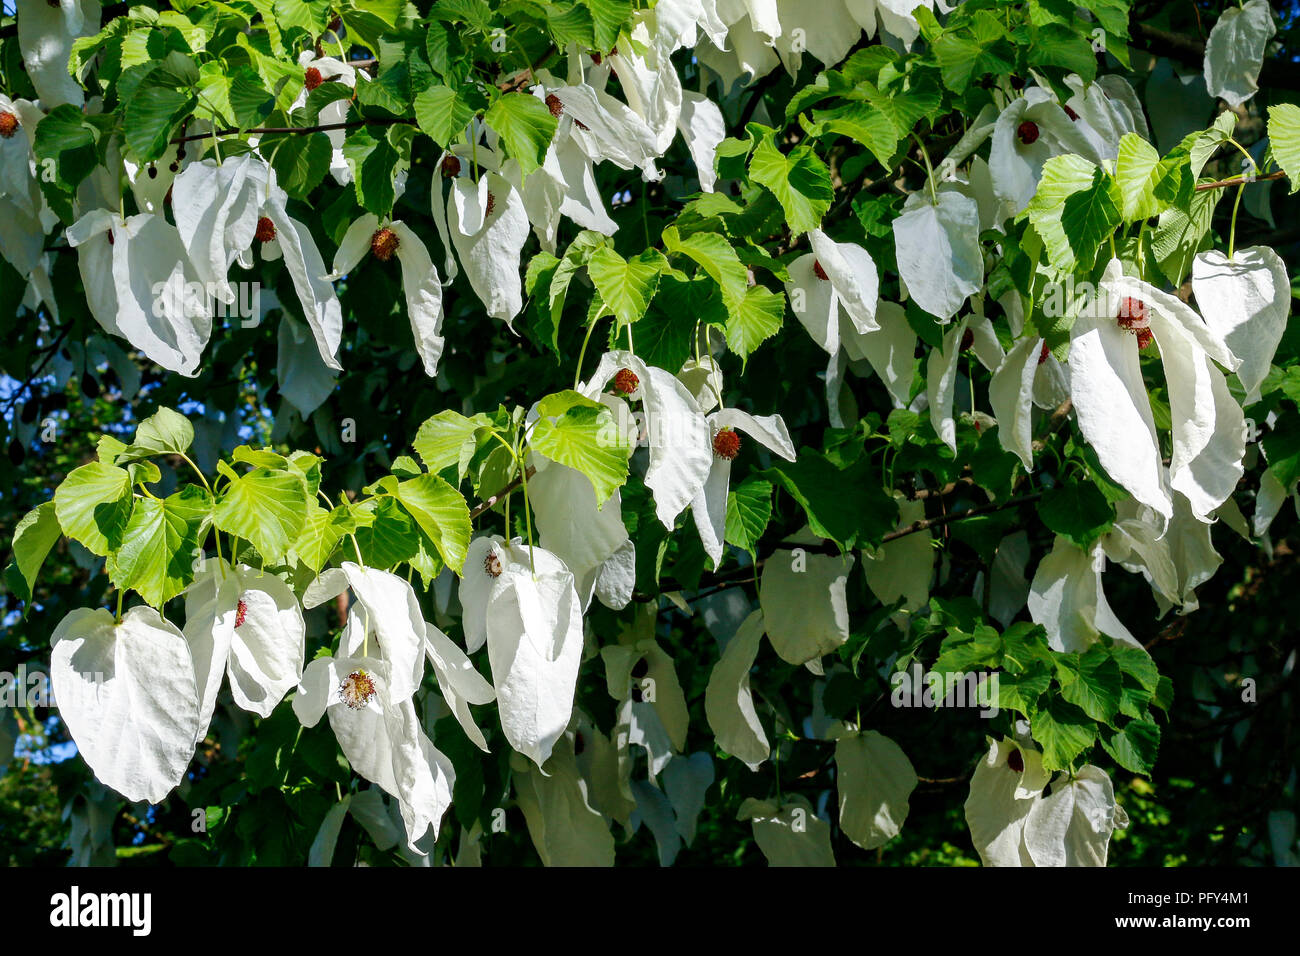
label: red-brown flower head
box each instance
[371,227,399,262]
[713,427,741,461]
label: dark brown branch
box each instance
[469,466,536,520]
[1196,170,1287,191]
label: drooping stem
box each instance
[1229,182,1245,260]
[574,315,604,389]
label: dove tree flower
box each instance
[50,606,203,804]
[428,140,530,326]
[688,378,796,568]
[329,213,444,375]
[291,51,363,185]
[173,154,343,372]
[1203,0,1276,109]
[459,536,584,768]
[989,86,1108,212]
[964,736,1129,867]
[580,350,712,530]
[65,209,211,376]
[293,647,456,852]
[183,558,306,739]
[1069,259,1245,524]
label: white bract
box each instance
[893,189,984,322]
[1203,0,1276,109]
[294,650,456,852]
[50,606,202,804]
[581,350,713,529]
[989,87,1106,213]
[1191,246,1291,405]
[329,213,444,375]
[65,210,210,376]
[689,374,796,567]
[1069,259,1245,524]
[459,536,584,767]
[173,154,343,371]
[184,558,306,739]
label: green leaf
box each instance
[1114,132,1170,221]
[1099,716,1161,775]
[662,226,748,308]
[1024,153,1122,272]
[1151,184,1220,286]
[586,247,664,329]
[528,401,630,505]
[583,0,633,51]
[343,130,399,217]
[228,64,275,127]
[747,134,833,236]
[726,285,784,362]
[1267,103,1300,195]
[7,502,63,603]
[1027,24,1097,82]
[806,103,898,170]
[265,131,332,199]
[413,410,492,478]
[129,406,195,457]
[353,496,419,568]
[124,85,196,162]
[484,92,557,176]
[724,479,772,559]
[213,467,309,563]
[393,473,472,573]
[107,486,212,606]
[764,449,899,549]
[1036,478,1114,548]
[53,462,134,556]
[33,105,101,193]
[413,83,476,149]
[1031,698,1097,772]
[1055,645,1123,724]
[290,500,350,574]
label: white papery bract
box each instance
[581,350,713,530]
[183,558,306,739]
[423,620,497,751]
[552,78,664,182]
[294,653,456,852]
[989,334,1070,469]
[458,536,584,767]
[704,609,770,769]
[65,209,210,376]
[16,0,94,108]
[1191,246,1291,405]
[1021,764,1128,866]
[691,400,796,568]
[432,149,530,326]
[1203,0,1276,109]
[329,213,444,375]
[527,450,632,609]
[893,189,983,322]
[303,561,429,703]
[835,730,918,850]
[989,87,1107,213]
[964,736,1052,866]
[292,52,361,185]
[1028,535,1142,653]
[1070,259,1245,524]
[172,154,343,371]
[1062,75,1149,161]
[759,528,855,664]
[50,605,202,804]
